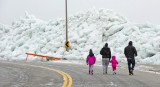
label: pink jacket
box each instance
[86,55,96,65]
[109,56,118,67]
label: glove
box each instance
[86,62,88,65]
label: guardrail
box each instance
[25,53,61,62]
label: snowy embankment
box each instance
[0,9,160,65]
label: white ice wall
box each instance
[0,9,160,65]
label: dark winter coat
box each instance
[100,43,111,58]
[124,41,137,59]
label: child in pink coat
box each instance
[109,56,118,75]
[86,49,96,75]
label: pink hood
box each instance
[109,56,118,67]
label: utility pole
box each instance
[65,0,69,51]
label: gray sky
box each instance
[0,0,160,25]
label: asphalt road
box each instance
[0,61,160,87]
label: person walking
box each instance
[109,56,118,75]
[100,43,111,74]
[124,41,137,75]
[86,49,96,75]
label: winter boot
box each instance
[103,70,106,74]
[129,72,132,75]
[129,70,131,75]
[114,70,117,74]
[91,70,93,75]
[112,71,115,75]
[130,69,133,75]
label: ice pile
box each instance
[0,9,160,65]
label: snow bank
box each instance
[0,9,160,65]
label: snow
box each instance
[135,65,160,74]
[109,82,117,87]
[0,9,160,65]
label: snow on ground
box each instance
[0,8,160,65]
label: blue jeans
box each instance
[127,58,135,73]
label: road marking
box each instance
[62,72,72,87]
[1,62,72,87]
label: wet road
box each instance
[0,61,160,87]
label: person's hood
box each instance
[129,41,132,46]
[105,43,108,47]
[89,49,94,57]
[112,56,116,60]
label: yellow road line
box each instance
[29,64,68,87]
[1,62,72,87]
[62,72,72,87]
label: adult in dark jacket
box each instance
[124,41,137,75]
[100,43,111,74]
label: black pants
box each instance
[127,58,135,73]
